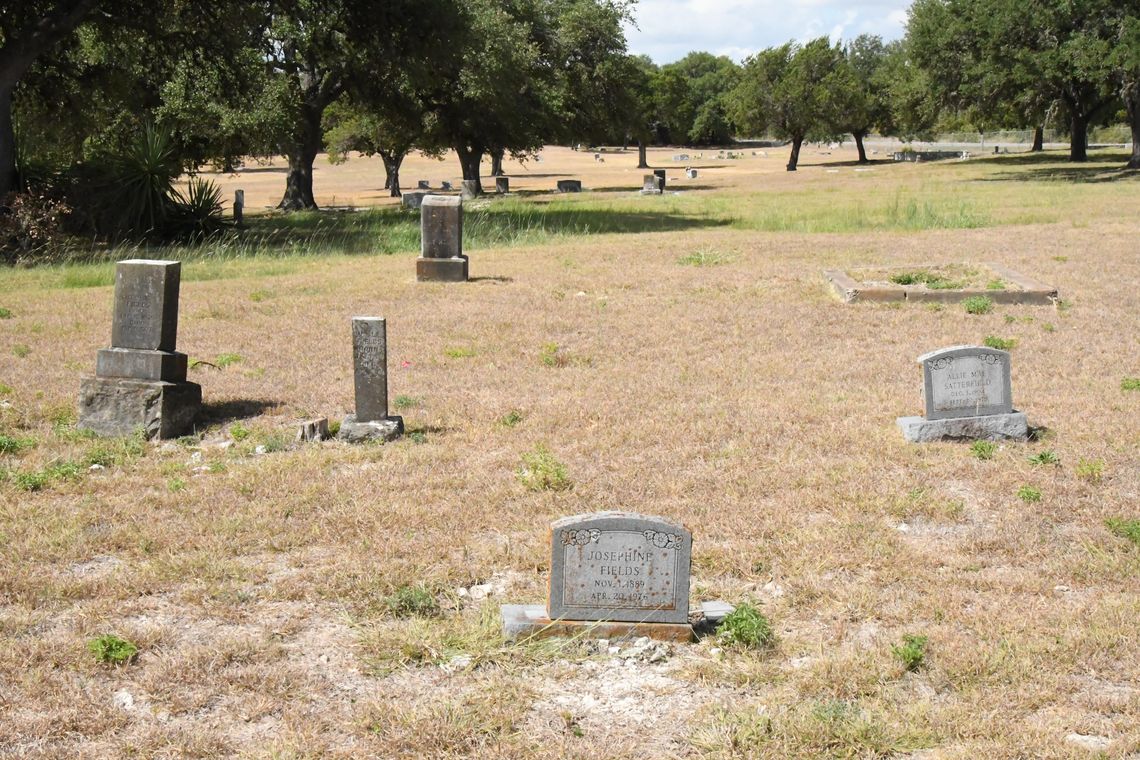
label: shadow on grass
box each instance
[797,159,894,169]
[981,166,1139,183]
[589,184,721,193]
[970,150,1138,182]
[469,275,513,283]
[197,398,281,426]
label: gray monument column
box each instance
[338,316,404,443]
[415,195,468,282]
[78,259,201,439]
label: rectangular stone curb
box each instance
[827,264,1058,306]
[986,262,1059,305]
[501,604,694,643]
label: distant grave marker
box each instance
[556,179,582,193]
[416,195,468,282]
[338,317,403,443]
[640,174,662,195]
[495,177,509,194]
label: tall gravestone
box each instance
[495,177,510,194]
[502,512,733,643]
[78,259,201,439]
[460,179,479,200]
[641,174,662,195]
[338,317,404,443]
[897,345,1028,442]
[653,169,666,191]
[416,195,468,282]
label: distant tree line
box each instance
[2,0,1138,253]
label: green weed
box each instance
[249,289,273,302]
[891,634,929,672]
[1122,377,1140,391]
[539,342,565,368]
[1105,518,1140,547]
[385,584,441,618]
[215,353,242,368]
[444,346,476,359]
[88,634,138,664]
[717,603,775,649]
[1042,323,1055,333]
[1028,450,1060,466]
[229,422,251,441]
[12,344,31,358]
[963,296,993,315]
[85,434,145,468]
[0,307,12,319]
[517,446,571,491]
[678,248,733,266]
[983,336,1016,350]
[392,394,420,410]
[0,434,36,455]
[168,477,186,492]
[986,279,1006,290]
[971,440,997,460]
[499,409,524,427]
[1017,485,1042,503]
[1075,458,1104,483]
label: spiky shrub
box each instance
[168,176,225,241]
[102,123,180,239]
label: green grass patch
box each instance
[11,344,31,358]
[88,634,138,664]
[1105,518,1140,547]
[983,336,1016,350]
[85,434,145,468]
[385,584,441,618]
[678,247,733,266]
[971,440,997,460]
[517,446,571,492]
[392,394,420,410]
[986,279,1006,290]
[963,296,994,315]
[0,307,12,319]
[10,460,82,492]
[0,434,36,455]
[717,602,775,649]
[1122,377,1140,391]
[1075,458,1104,483]
[891,634,929,672]
[499,409,524,427]
[1028,450,1060,466]
[1017,485,1042,503]
[444,346,476,359]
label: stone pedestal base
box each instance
[338,414,404,443]
[416,256,468,282]
[897,411,1028,443]
[97,347,187,381]
[640,188,662,195]
[78,377,201,439]
[501,604,694,643]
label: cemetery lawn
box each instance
[1,145,1138,758]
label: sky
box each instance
[623,0,911,64]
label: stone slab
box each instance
[495,177,509,194]
[401,191,426,210]
[460,179,479,199]
[96,348,187,382]
[421,195,462,259]
[919,345,1012,419]
[351,317,389,423]
[77,376,200,440]
[549,512,691,624]
[111,259,181,351]
[297,417,329,442]
[337,414,403,443]
[556,179,582,193]
[416,256,468,282]
[897,411,1028,442]
[500,604,694,643]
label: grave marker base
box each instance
[78,377,200,440]
[416,256,468,282]
[96,348,188,382]
[501,604,695,643]
[337,414,403,443]
[897,411,1028,443]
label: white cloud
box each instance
[623,0,910,64]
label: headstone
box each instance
[416,195,468,282]
[640,174,662,195]
[417,180,430,190]
[685,168,698,179]
[401,191,426,210]
[495,176,509,194]
[297,417,328,442]
[897,345,1028,442]
[556,179,582,193]
[78,259,201,439]
[653,169,666,191]
[233,189,244,226]
[503,512,720,642]
[441,180,453,191]
[460,179,479,200]
[338,317,403,443]
[594,152,601,161]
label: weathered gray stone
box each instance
[653,169,666,191]
[96,347,187,382]
[351,317,389,423]
[460,179,479,200]
[686,168,698,179]
[897,411,1029,442]
[401,191,426,210]
[416,257,468,282]
[111,259,180,351]
[549,512,691,624]
[337,414,403,443]
[495,177,509,194]
[641,175,662,195]
[417,180,430,190]
[77,376,200,440]
[919,345,1012,420]
[500,603,695,643]
[296,417,329,442]
[420,195,462,259]
[233,189,244,225]
[556,179,582,193]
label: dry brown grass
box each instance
[1,144,1138,758]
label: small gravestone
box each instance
[460,179,479,200]
[78,259,201,439]
[416,195,467,282]
[640,174,662,195]
[897,345,1028,442]
[440,180,453,191]
[495,176,509,194]
[502,512,731,643]
[686,167,698,179]
[338,317,403,443]
[653,169,666,191]
[233,189,244,226]
[417,180,430,190]
[556,179,582,193]
[401,191,426,210]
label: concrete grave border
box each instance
[824,263,1058,305]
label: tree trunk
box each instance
[1031,125,1044,152]
[853,132,868,164]
[1125,83,1140,170]
[1069,112,1088,162]
[0,86,14,197]
[455,142,483,194]
[380,151,403,197]
[786,136,803,171]
[637,140,648,169]
[490,150,504,177]
[278,107,322,210]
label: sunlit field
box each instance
[1,144,1138,758]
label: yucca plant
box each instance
[169,176,226,241]
[103,123,180,239]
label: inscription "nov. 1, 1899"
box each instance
[549,512,691,624]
